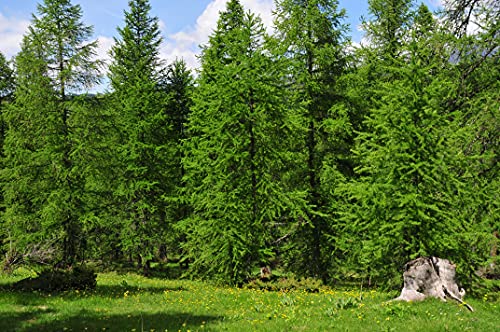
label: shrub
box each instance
[12,266,97,292]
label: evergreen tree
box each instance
[31,0,101,97]
[336,1,416,280]
[0,52,14,182]
[1,0,101,267]
[108,0,173,272]
[352,0,414,114]
[272,0,350,280]
[181,1,307,284]
[200,0,245,78]
[341,7,475,285]
[350,0,414,122]
[1,41,57,267]
[440,0,500,283]
[161,59,194,259]
[164,59,193,148]
[0,51,13,262]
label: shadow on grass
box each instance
[0,309,222,332]
[0,282,211,331]
[0,281,187,302]
[0,287,51,307]
[96,261,185,280]
[0,308,57,332]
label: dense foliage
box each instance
[0,0,498,289]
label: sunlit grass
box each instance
[0,271,498,331]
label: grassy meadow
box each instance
[0,270,498,332]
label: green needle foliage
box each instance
[344,59,464,284]
[339,2,497,287]
[181,0,307,284]
[0,52,14,251]
[363,0,413,60]
[272,0,351,281]
[1,0,101,268]
[440,0,500,285]
[108,0,175,272]
[2,42,59,266]
[161,59,194,257]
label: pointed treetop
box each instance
[364,0,414,58]
[110,0,164,88]
[24,0,101,96]
[199,0,248,76]
[220,0,245,28]
[414,3,436,36]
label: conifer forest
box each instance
[0,0,498,290]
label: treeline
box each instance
[0,0,498,288]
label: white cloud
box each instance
[94,35,115,66]
[160,0,275,70]
[158,19,167,32]
[0,13,30,59]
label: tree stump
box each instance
[393,257,473,311]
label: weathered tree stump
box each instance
[393,257,473,311]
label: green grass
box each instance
[0,271,498,331]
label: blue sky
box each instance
[0,0,443,69]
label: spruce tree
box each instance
[181,1,307,284]
[272,0,350,280]
[440,0,500,283]
[108,0,173,272]
[1,0,101,267]
[0,52,14,179]
[341,6,475,285]
[0,51,13,262]
[161,59,194,258]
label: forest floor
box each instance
[0,270,498,332]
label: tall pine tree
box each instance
[0,51,13,263]
[181,0,307,284]
[341,4,478,285]
[1,0,101,267]
[441,0,499,283]
[272,0,350,280]
[160,59,194,260]
[108,0,173,272]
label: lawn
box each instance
[0,270,498,331]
